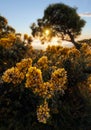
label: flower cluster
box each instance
[37,100,50,123]
[37,56,48,70]
[46,45,61,54]
[39,82,54,99]
[68,48,80,57]
[2,58,32,84]
[0,34,16,48]
[2,67,24,84]
[25,67,43,93]
[51,68,67,91]
[26,66,55,99]
[16,58,32,73]
[0,38,12,48]
[67,48,80,62]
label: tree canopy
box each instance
[31,3,86,48]
[0,15,15,38]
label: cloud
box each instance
[79,12,91,17]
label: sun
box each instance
[44,29,50,36]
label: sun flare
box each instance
[44,29,50,36]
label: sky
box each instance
[0,0,91,40]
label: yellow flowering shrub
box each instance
[16,58,32,74]
[80,43,91,67]
[45,46,71,68]
[80,43,90,54]
[46,45,61,54]
[7,33,16,42]
[0,33,16,48]
[0,38,12,48]
[2,58,32,84]
[51,68,67,91]
[2,67,24,84]
[39,82,54,99]
[25,67,43,93]
[67,48,80,60]
[37,100,50,123]
[77,75,91,103]
[37,56,48,70]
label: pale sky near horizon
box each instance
[0,0,91,39]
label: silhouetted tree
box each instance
[31,3,86,49]
[0,15,15,38]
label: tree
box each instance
[31,3,85,49]
[0,15,15,38]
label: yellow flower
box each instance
[37,100,50,123]
[39,82,54,99]
[68,48,80,58]
[51,68,67,91]
[16,58,32,73]
[0,33,16,48]
[37,56,48,70]
[2,67,24,84]
[2,58,32,85]
[25,67,43,92]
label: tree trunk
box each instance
[68,31,81,49]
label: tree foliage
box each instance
[31,3,85,48]
[0,15,15,38]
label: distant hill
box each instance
[78,38,91,46]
